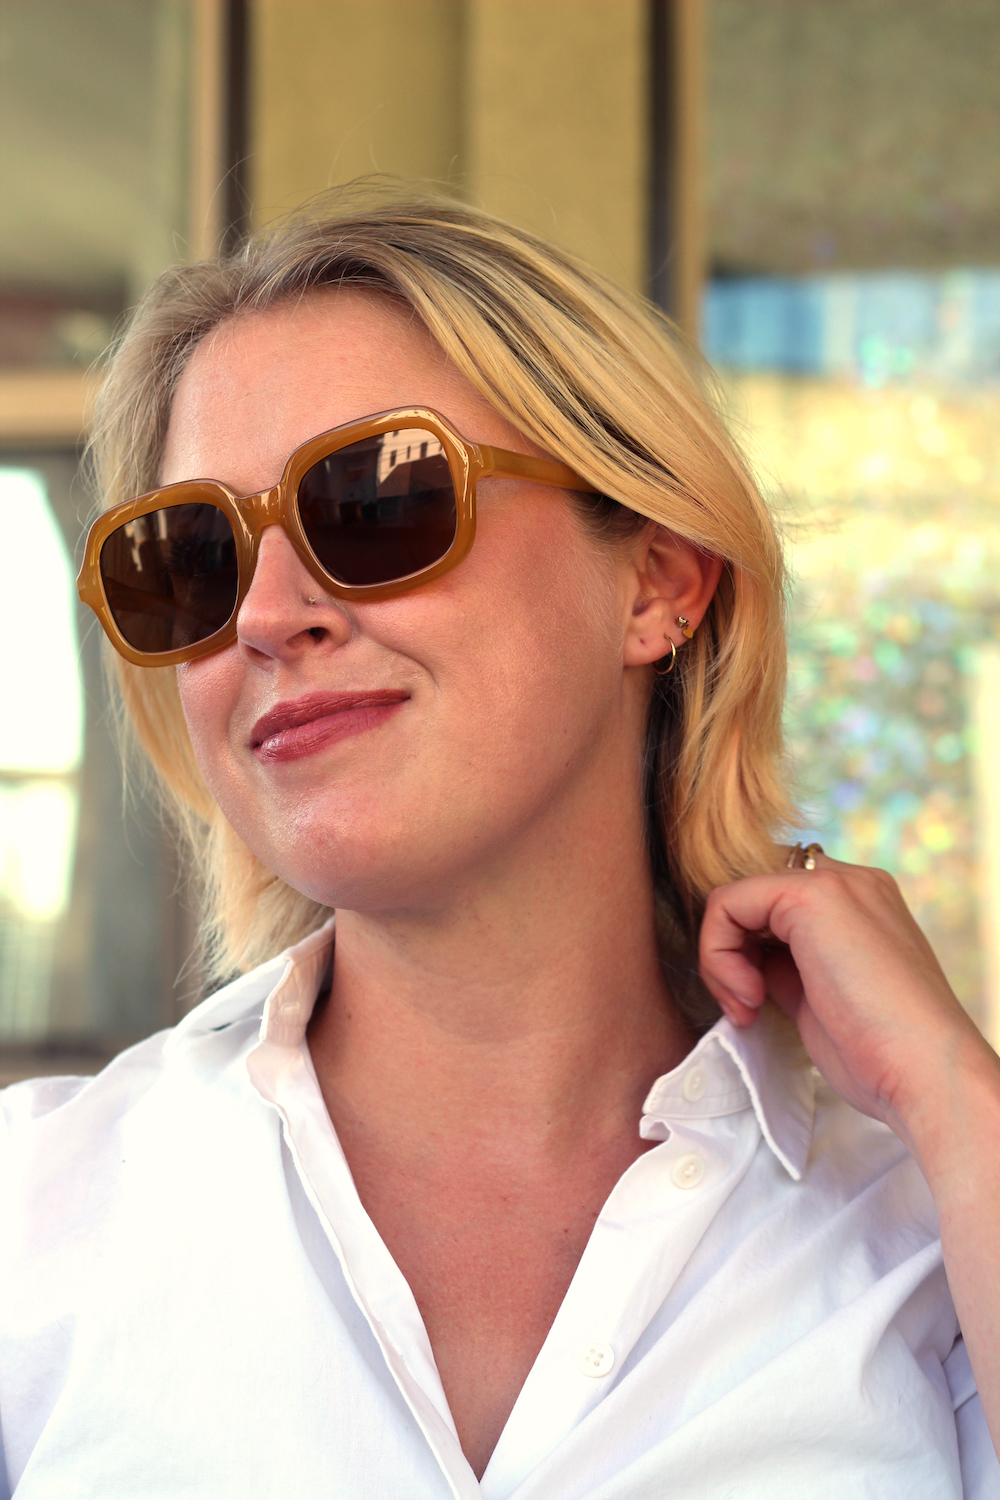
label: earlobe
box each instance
[622,525,723,669]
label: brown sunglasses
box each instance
[77,406,597,667]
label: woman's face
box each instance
[165,291,670,912]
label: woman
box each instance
[2,192,998,1498]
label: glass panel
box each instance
[0,0,200,1078]
[0,470,82,1034]
[0,0,192,367]
[705,1,1000,1041]
[0,461,191,1070]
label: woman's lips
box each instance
[249,690,408,763]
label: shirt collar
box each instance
[641,1006,816,1181]
[169,917,815,1180]
[162,916,336,1053]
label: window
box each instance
[0,455,194,1083]
[705,0,1000,1041]
[0,469,82,1034]
[0,0,243,1080]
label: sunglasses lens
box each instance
[298,428,457,586]
[99,501,239,655]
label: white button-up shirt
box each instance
[1,920,997,1498]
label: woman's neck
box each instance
[306,792,696,1164]
[304,796,698,1478]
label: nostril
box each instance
[307,627,325,641]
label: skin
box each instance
[166,289,1000,1477]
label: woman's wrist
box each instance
[886,1022,1000,1198]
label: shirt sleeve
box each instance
[944,1335,1000,1498]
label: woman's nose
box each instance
[236,525,350,663]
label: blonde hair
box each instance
[87,185,793,1011]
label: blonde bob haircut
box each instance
[87,185,792,1017]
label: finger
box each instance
[700,863,846,959]
[695,939,767,1027]
[698,921,770,1016]
[715,990,768,1029]
[703,941,806,1030]
[761,946,806,1020]
[699,876,801,1006]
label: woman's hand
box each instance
[700,852,1000,1456]
[698,852,990,1153]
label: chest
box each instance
[338,1142,648,1473]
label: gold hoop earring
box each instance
[677,616,694,640]
[654,638,677,675]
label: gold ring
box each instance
[786,842,824,870]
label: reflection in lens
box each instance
[298,428,457,586]
[99,500,238,653]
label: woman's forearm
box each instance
[897,1030,1000,1454]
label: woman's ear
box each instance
[622,523,724,668]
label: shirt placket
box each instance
[481,1051,760,1499]
[247,960,481,1500]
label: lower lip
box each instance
[253,700,406,764]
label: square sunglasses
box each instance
[77,406,597,667]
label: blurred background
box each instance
[1,0,998,1081]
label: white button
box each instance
[681,1065,707,1102]
[672,1152,705,1189]
[575,1339,615,1377]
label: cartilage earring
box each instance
[676,616,694,640]
[654,637,677,675]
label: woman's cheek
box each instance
[176,656,242,787]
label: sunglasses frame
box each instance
[77,405,597,667]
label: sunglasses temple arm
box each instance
[477,444,599,494]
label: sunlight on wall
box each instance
[0,470,83,773]
[0,784,79,923]
[718,372,1000,1044]
[0,468,84,1034]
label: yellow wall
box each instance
[251,1,463,211]
[250,0,649,294]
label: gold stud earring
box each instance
[654,637,677,675]
[306,595,318,605]
[676,616,694,640]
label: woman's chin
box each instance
[258,832,465,916]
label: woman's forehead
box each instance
[197,286,438,366]
[160,290,514,491]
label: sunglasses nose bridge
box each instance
[238,484,286,544]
